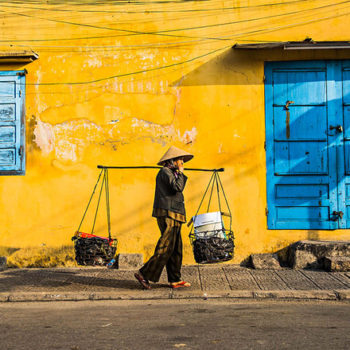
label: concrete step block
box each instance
[289,240,350,269]
[0,256,7,271]
[250,253,281,270]
[117,253,143,270]
[324,256,350,272]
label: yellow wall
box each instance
[1,0,350,264]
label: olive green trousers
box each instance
[140,217,183,283]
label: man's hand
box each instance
[174,158,184,173]
[178,165,184,173]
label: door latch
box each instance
[283,101,294,110]
[331,211,344,221]
[329,125,343,133]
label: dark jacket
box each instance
[153,167,188,216]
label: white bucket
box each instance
[193,211,226,239]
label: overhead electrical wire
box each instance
[0,0,321,14]
[0,1,338,42]
[5,0,197,6]
[1,0,214,17]
[0,6,227,40]
[21,7,350,88]
[1,0,349,42]
[1,0,349,50]
[1,0,348,92]
[2,0,303,12]
[24,44,232,86]
[11,1,350,53]
[0,0,324,32]
[5,3,350,55]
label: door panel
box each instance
[273,70,326,106]
[275,184,329,199]
[274,106,326,140]
[265,61,338,229]
[339,62,350,228]
[274,141,328,175]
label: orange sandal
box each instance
[170,281,191,289]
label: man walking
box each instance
[135,146,193,289]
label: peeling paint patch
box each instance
[140,52,155,61]
[180,127,197,144]
[85,57,103,68]
[33,112,192,161]
[33,118,55,154]
[55,140,78,161]
[34,119,102,161]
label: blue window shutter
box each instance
[0,71,25,175]
[265,61,337,229]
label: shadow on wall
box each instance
[172,49,262,87]
[171,47,350,248]
[172,47,350,87]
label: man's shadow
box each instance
[0,268,171,293]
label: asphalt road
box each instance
[1,300,349,350]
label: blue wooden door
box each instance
[338,61,350,228]
[265,61,345,229]
[0,71,25,175]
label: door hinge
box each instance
[264,141,266,150]
[19,90,22,97]
[16,69,27,76]
[18,146,24,157]
[263,75,266,82]
[265,207,269,216]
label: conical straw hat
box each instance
[157,146,194,166]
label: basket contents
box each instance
[193,236,234,264]
[72,232,117,266]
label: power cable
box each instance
[0,1,339,43]
[0,0,320,14]
[1,0,348,42]
[10,5,350,89]
[8,0,349,51]
[23,44,232,85]
[22,5,350,91]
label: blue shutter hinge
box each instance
[18,146,24,157]
[265,207,269,216]
[16,69,27,77]
[19,90,22,97]
[264,141,266,150]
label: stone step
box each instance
[324,256,350,272]
[117,253,143,270]
[0,257,6,271]
[289,240,350,270]
[250,253,281,269]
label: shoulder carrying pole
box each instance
[97,165,224,172]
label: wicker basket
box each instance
[72,232,117,266]
[189,212,234,264]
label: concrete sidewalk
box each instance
[0,265,349,302]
